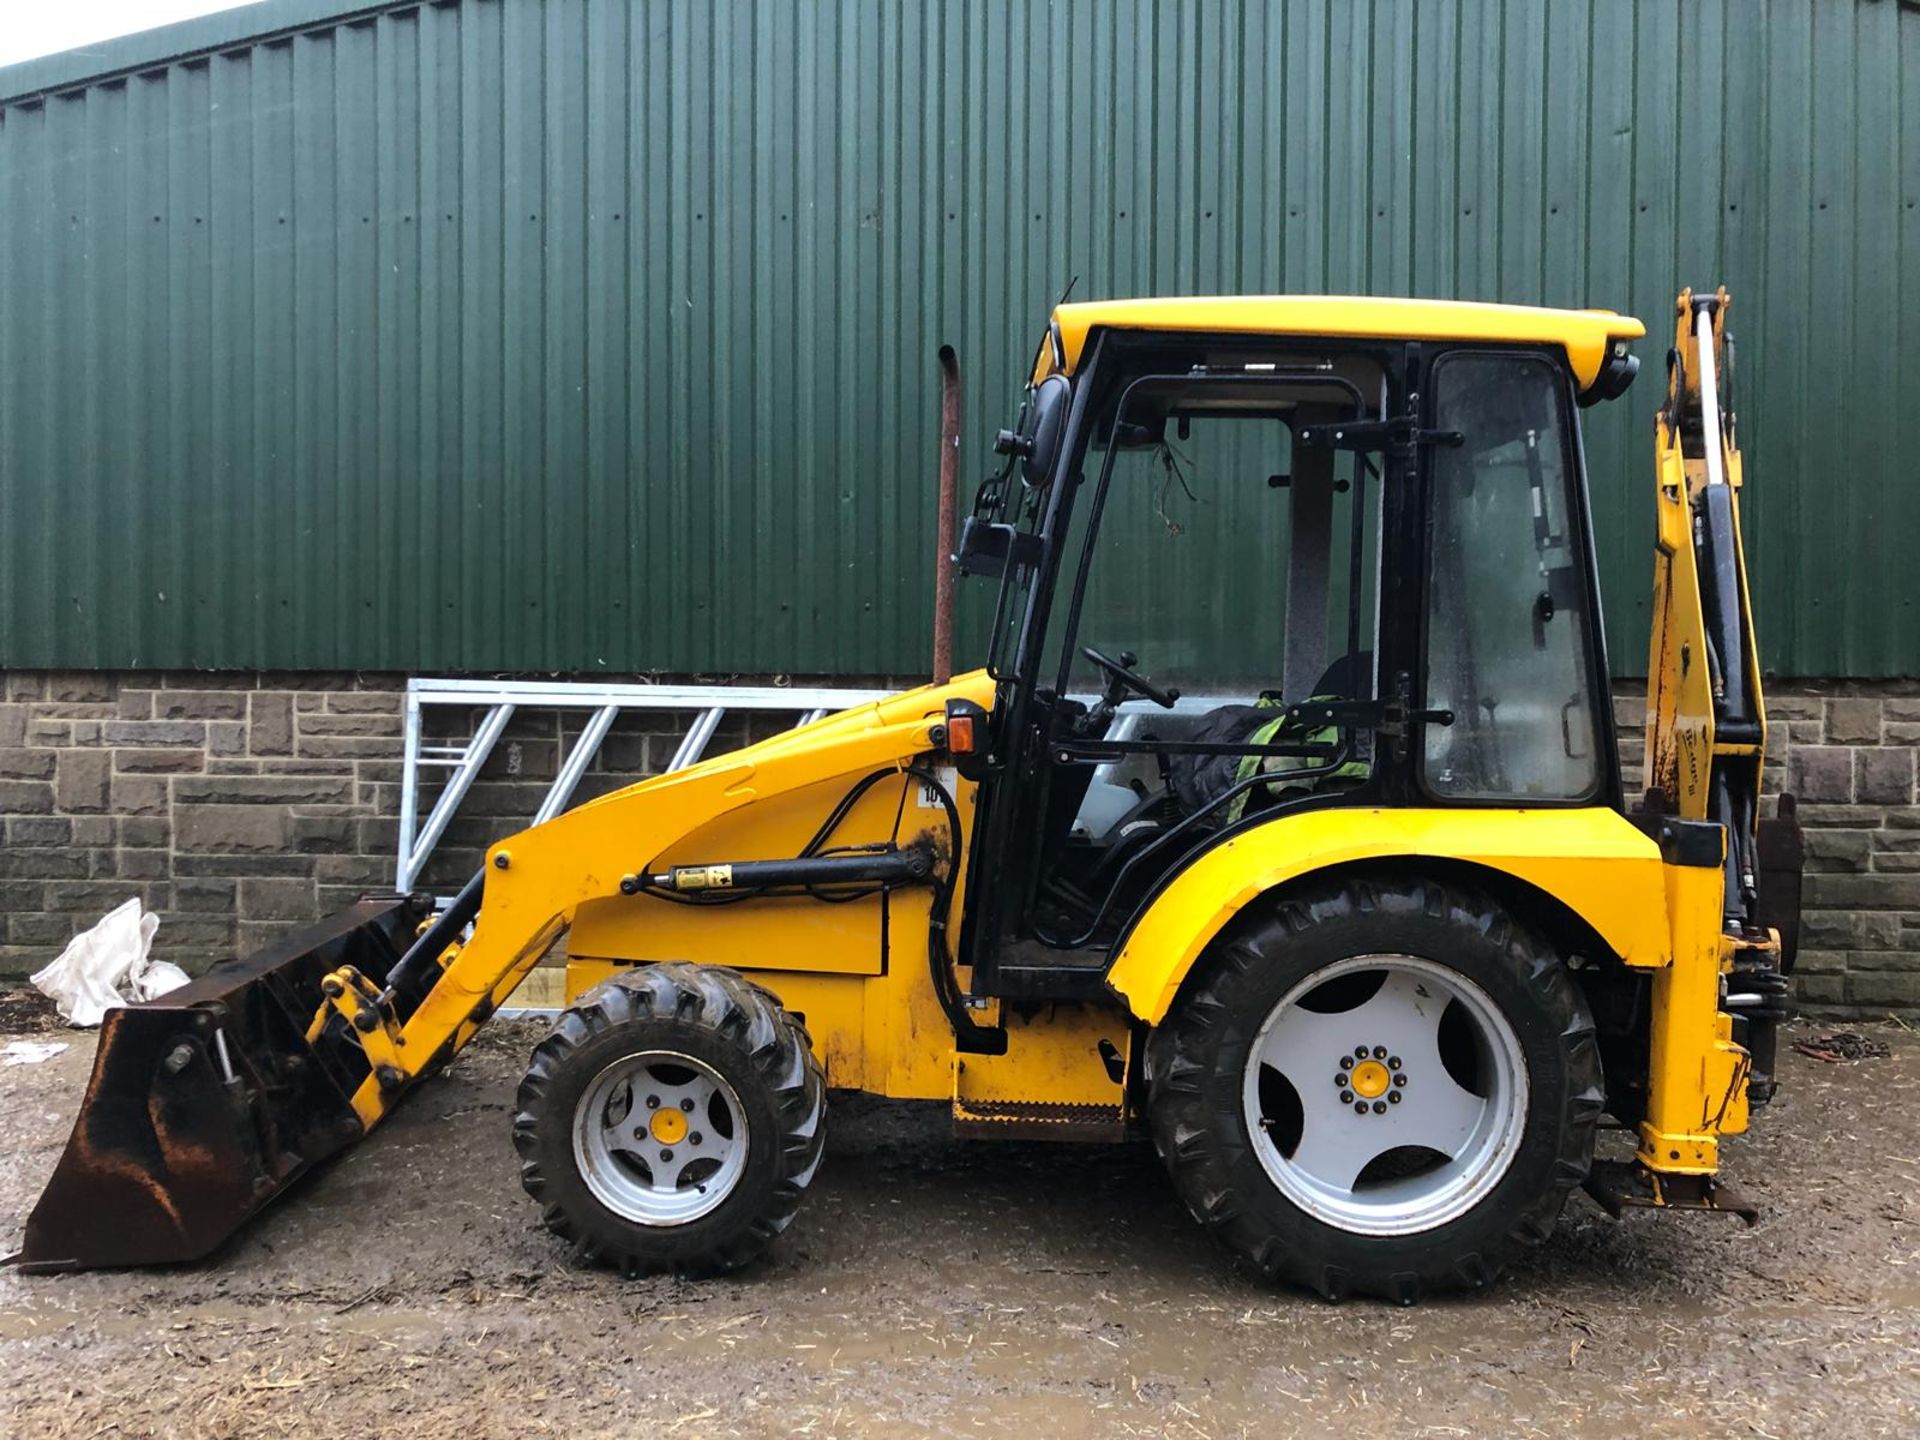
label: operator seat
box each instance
[1168,650,1373,816]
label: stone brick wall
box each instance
[1612,683,1918,1013]
[1759,690,1920,1013]
[0,670,804,980]
[3,669,1917,1015]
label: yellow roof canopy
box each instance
[1039,295,1646,390]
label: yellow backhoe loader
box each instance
[15,289,1801,1301]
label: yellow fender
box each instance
[1105,807,1671,1025]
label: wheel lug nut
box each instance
[1339,1090,1354,1104]
[1387,1056,1402,1071]
[645,1095,660,1110]
[681,1098,695,1112]
[1372,1101,1387,1114]
[1388,1091,1401,1104]
[1340,1056,1355,1070]
[1373,1045,1387,1059]
[1353,1101,1368,1115]
[1354,1045,1369,1059]
[1393,1073,1407,1087]
[660,1148,673,1162]
[1334,1075,1347,1087]
[690,1132,703,1146]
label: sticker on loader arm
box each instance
[917,767,961,809]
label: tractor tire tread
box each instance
[513,962,825,1277]
[1146,873,1602,1303]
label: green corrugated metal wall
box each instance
[1,0,1915,677]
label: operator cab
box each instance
[1029,347,1385,946]
[954,302,1624,999]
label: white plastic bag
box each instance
[30,898,188,1027]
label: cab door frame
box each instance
[959,332,1426,1000]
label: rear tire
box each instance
[514,963,825,1276]
[1146,873,1602,1302]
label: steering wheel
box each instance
[1082,646,1180,709]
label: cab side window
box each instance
[1422,353,1602,802]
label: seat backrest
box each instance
[1312,649,1374,701]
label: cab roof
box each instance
[1037,295,1646,390]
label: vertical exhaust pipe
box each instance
[933,345,962,683]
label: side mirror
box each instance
[994,375,1071,487]
[1022,374,1070,487]
[953,516,1043,579]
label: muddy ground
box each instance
[2,1008,1916,1439]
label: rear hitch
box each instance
[1583,1157,1760,1226]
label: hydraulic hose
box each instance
[902,764,1006,1055]
[385,868,485,1012]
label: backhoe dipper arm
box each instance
[1643,287,1769,931]
[1635,287,1799,1183]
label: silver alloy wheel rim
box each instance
[1241,954,1528,1237]
[573,1050,750,1226]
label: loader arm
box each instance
[16,677,984,1269]
[334,685,974,1130]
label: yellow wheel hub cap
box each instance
[649,1107,689,1144]
[1350,1060,1391,1099]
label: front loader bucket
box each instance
[14,896,426,1272]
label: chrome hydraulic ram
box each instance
[619,847,934,897]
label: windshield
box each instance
[1057,371,1379,706]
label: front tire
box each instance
[513,963,826,1276]
[1146,874,1602,1302]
